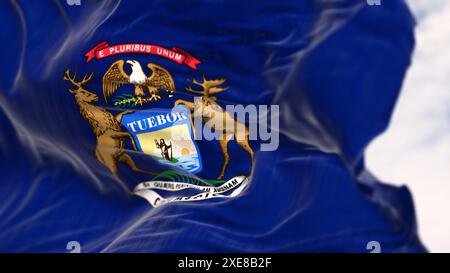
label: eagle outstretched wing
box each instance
[102,60,130,103]
[146,63,176,92]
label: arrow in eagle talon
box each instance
[135,97,144,106]
[149,94,161,101]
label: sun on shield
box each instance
[121,105,202,174]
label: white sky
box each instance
[366,0,450,252]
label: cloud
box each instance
[366,0,450,252]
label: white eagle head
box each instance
[126,60,143,70]
[126,60,147,84]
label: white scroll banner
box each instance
[133,176,249,208]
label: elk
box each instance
[174,75,254,180]
[63,69,155,178]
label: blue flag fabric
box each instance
[0,0,426,252]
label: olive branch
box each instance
[112,94,138,108]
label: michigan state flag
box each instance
[0,0,426,252]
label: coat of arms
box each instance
[63,41,254,207]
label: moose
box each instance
[63,69,154,177]
[174,75,254,180]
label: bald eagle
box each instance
[102,60,176,104]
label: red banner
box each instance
[84,41,201,70]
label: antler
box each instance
[185,75,229,96]
[80,72,94,85]
[63,69,93,89]
[192,78,203,86]
[185,85,205,95]
[206,78,229,95]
